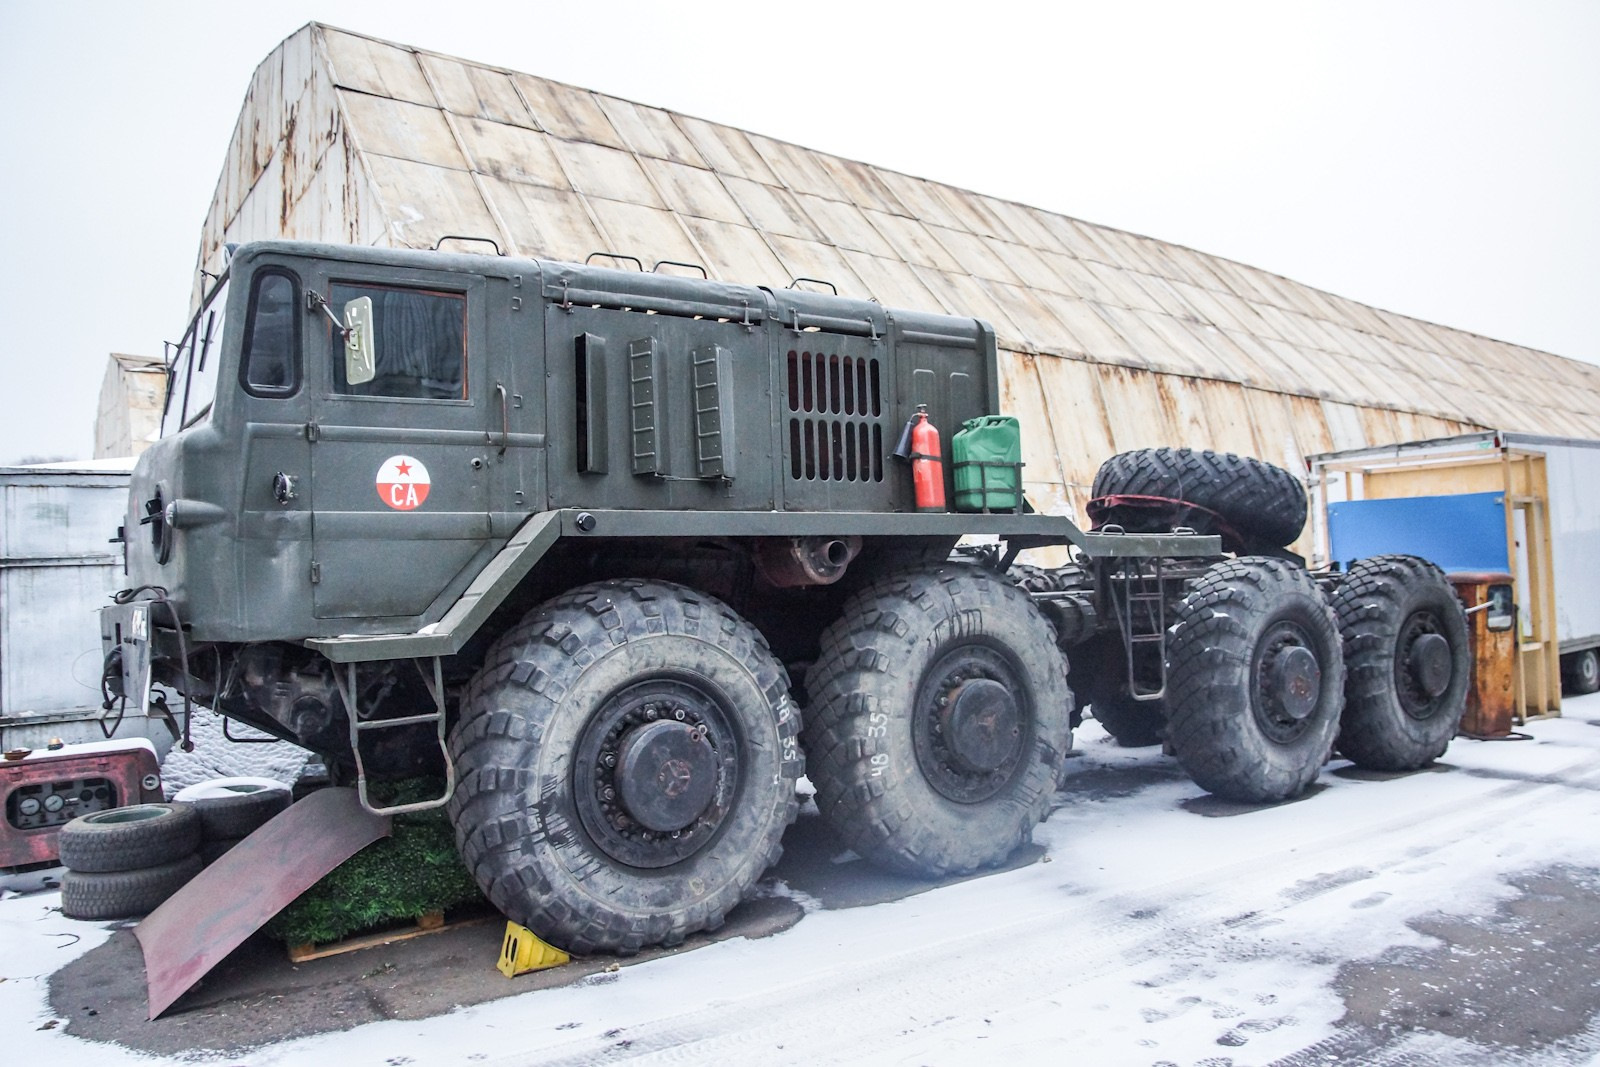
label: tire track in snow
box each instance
[480,755,1600,1066]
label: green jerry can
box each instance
[951,415,1023,513]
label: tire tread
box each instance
[803,565,1072,876]
[447,579,801,955]
[57,803,202,873]
[1165,557,1344,802]
[1332,554,1469,770]
[1092,447,1307,547]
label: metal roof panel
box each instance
[552,139,663,207]
[678,216,788,285]
[510,76,625,147]
[361,154,499,248]
[721,176,822,241]
[418,54,533,128]
[595,97,706,167]
[338,91,466,170]
[479,177,604,259]
[793,194,897,258]
[319,28,434,106]
[454,116,567,189]
[644,159,746,225]
[584,197,702,268]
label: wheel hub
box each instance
[913,644,1032,804]
[1394,611,1453,719]
[1266,644,1322,723]
[615,719,719,832]
[938,679,1020,774]
[1406,632,1452,699]
[1251,622,1326,744]
[573,679,737,869]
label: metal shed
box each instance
[189,24,1600,556]
[0,463,174,751]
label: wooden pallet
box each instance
[286,909,494,962]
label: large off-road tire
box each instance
[1166,557,1345,802]
[173,777,292,840]
[803,564,1073,877]
[1092,447,1307,547]
[1332,555,1471,771]
[447,579,802,955]
[60,853,203,919]
[1563,648,1600,696]
[1092,693,1166,748]
[57,803,202,873]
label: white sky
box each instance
[0,0,1596,464]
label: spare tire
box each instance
[1091,448,1307,547]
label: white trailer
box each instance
[1310,432,1600,718]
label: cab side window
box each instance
[241,271,299,395]
[329,282,466,399]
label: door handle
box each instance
[494,383,509,456]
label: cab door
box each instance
[306,266,494,623]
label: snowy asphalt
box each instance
[5,694,1600,1066]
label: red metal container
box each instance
[1,738,164,870]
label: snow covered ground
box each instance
[5,695,1600,1066]
[156,709,311,796]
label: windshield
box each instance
[160,276,231,438]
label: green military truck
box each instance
[102,240,1470,954]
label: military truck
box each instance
[101,240,1470,954]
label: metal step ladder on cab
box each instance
[335,656,456,817]
[1109,554,1170,702]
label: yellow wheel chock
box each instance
[498,921,570,977]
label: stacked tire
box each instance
[56,778,293,920]
[173,777,293,864]
[58,804,204,920]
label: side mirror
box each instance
[343,296,375,385]
[1485,583,1516,632]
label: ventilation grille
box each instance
[786,349,885,482]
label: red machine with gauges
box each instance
[1,738,164,870]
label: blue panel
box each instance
[1328,492,1507,573]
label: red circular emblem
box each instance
[376,455,431,511]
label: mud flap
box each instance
[135,787,391,1019]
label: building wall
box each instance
[94,354,166,459]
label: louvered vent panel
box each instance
[785,349,885,483]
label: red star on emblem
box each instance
[395,461,412,477]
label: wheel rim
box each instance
[1251,621,1325,744]
[574,677,739,869]
[87,807,167,825]
[1581,651,1599,688]
[1394,610,1453,720]
[913,642,1031,803]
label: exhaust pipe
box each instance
[754,536,863,587]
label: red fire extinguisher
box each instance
[897,404,946,513]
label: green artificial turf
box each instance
[263,780,485,946]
